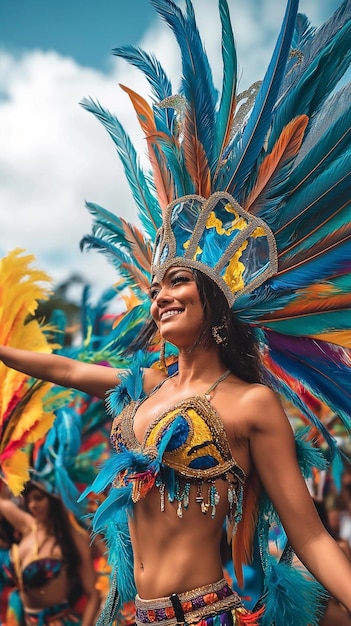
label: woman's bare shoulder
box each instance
[225,378,288,430]
[143,367,168,394]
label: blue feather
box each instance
[267,238,351,292]
[260,557,327,626]
[262,367,337,454]
[150,0,217,170]
[222,0,299,194]
[80,97,161,239]
[294,427,330,476]
[213,0,237,174]
[112,45,174,133]
[269,20,351,151]
[280,0,351,101]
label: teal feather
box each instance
[269,21,351,152]
[151,0,218,171]
[259,557,327,626]
[112,45,173,132]
[82,202,153,276]
[269,240,351,292]
[281,0,351,100]
[148,132,194,196]
[264,309,351,337]
[80,97,161,239]
[222,0,299,194]
[293,428,329,476]
[213,0,237,180]
[290,12,314,50]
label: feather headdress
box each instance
[81,0,351,448]
[79,1,351,623]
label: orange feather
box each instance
[244,115,309,212]
[119,84,174,211]
[182,108,211,197]
[232,470,261,588]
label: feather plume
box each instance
[112,45,173,129]
[244,115,308,212]
[213,0,237,178]
[222,0,299,194]
[80,97,161,239]
[0,250,69,494]
[268,20,351,152]
[119,84,174,210]
[151,0,217,177]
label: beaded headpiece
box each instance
[151,191,277,306]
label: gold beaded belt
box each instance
[135,579,242,625]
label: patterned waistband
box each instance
[135,579,241,626]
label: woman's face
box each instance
[150,267,205,348]
[25,488,51,523]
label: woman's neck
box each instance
[175,347,227,384]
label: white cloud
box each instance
[0,0,340,296]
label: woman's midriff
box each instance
[130,481,230,599]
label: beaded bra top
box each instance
[110,370,245,523]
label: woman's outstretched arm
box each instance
[247,385,351,613]
[0,345,120,400]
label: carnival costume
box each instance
[0,0,350,623]
[76,1,351,624]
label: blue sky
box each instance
[0,0,341,295]
[0,1,155,70]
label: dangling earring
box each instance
[211,322,228,346]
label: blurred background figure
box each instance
[0,481,100,626]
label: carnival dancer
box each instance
[1,0,351,624]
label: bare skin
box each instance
[0,489,100,626]
[1,267,351,612]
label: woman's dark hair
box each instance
[0,514,18,546]
[23,482,83,604]
[127,268,262,383]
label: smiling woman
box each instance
[0,0,351,625]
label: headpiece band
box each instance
[151,191,278,306]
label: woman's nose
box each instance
[156,286,171,305]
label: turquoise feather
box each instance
[213,0,237,169]
[112,45,173,131]
[222,0,299,194]
[151,0,218,170]
[80,97,161,240]
[268,21,351,152]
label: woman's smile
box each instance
[150,267,204,347]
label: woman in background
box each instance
[0,481,100,626]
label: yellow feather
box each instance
[2,450,31,496]
[0,249,66,494]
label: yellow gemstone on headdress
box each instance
[223,241,247,293]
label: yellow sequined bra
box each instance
[110,371,245,525]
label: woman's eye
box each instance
[172,275,189,285]
[150,288,159,300]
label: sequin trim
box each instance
[135,579,241,625]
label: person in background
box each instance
[0,512,20,625]
[0,481,100,626]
